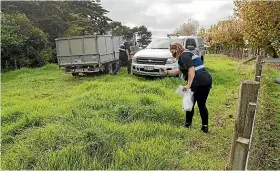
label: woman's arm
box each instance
[183,66,195,91]
[167,69,181,75]
[187,66,195,86]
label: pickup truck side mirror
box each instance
[186,45,195,51]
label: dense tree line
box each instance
[197,1,280,58]
[1,1,152,70]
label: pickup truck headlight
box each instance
[166,57,176,64]
[132,56,137,63]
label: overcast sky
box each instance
[100,0,234,38]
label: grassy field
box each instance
[1,55,278,169]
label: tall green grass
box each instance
[1,55,259,169]
[248,65,280,169]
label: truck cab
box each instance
[131,35,205,76]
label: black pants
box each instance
[186,85,211,126]
[113,59,131,74]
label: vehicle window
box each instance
[146,38,184,49]
[185,39,197,48]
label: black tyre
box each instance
[112,62,117,71]
[131,71,134,76]
[105,63,113,74]
[72,73,78,77]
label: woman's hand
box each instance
[160,68,168,75]
[160,68,180,76]
[183,84,191,92]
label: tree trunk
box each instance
[254,48,258,56]
[15,60,17,70]
[5,60,9,69]
[271,47,278,58]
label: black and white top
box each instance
[178,51,212,88]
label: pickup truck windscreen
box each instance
[146,38,184,49]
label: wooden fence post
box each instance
[232,103,257,170]
[255,62,263,82]
[255,55,263,82]
[243,102,257,138]
[232,137,250,170]
[244,102,257,170]
[228,81,260,169]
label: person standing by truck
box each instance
[112,36,131,75]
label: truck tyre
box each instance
[112,62,117,71]
[105,63,113,74]
[72,73,78,77]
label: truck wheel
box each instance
[72,73,78,77]
[112,63,117,71]
[105,63,113,74]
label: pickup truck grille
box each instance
[137,58,167,65]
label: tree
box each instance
[174,18,199,36]
[197,27,206,39]
[197,27,210,45]
[1,13,50,69]
[1,1,112,63]
[1,16,24,70]
[109,23,152,45]
[207,17,243,47]
[1,1,111,40]
[133,25,152,45]
[234,1,280,57]
[1,1,152,70]
[1,1,70,43]
[65,1,112,35]
[109,21,133,38]
[63,24,86,37]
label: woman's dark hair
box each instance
[170,42,185,53]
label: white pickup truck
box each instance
[131,35,205,77]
